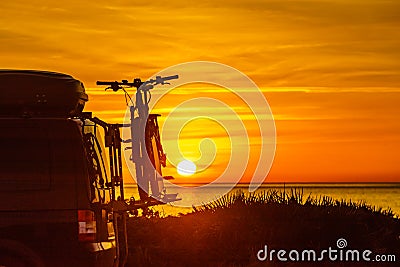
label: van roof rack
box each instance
[0,69,88,118]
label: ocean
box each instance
[124,183,400,217]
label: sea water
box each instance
[124,183,400,217]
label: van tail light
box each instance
[78,210,97,242]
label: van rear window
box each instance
[0,126,51,191]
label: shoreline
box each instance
[125,182,400,188]
[125,185,400,217]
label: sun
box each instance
[177,160,197,176]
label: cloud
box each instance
[1,0,399,90]
[1,0,399,182]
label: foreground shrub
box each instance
[126,189,399,267]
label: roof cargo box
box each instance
[0,70,88,117]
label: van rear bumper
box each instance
[44,241,117,267]
[0,222,117,267]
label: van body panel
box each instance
[0,118,91,211]
[0,70,118,266]
[0,118,116,266]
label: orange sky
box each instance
[1,0,400,183]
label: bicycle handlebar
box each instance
[146,75,179,85]
[96,75,179,89]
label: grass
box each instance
[125,189,399,267]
